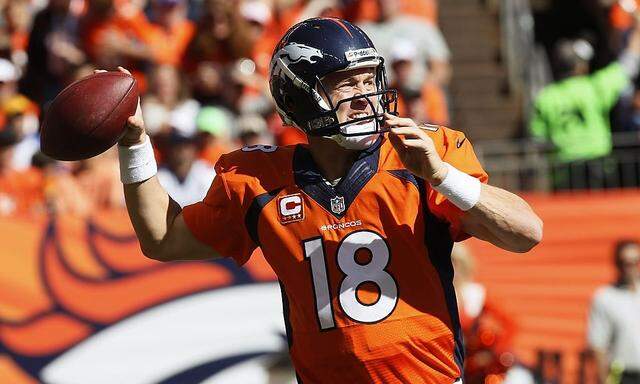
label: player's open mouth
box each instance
[348,113,373,122]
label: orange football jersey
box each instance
[182,127,488,383]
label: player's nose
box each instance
[350,93,370,111]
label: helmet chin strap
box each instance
[329,120,380,150]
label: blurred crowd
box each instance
[0,0,452,218]
[530,0,640,189]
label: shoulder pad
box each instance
[215,145,295,193]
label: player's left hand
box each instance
[384,113,449,185]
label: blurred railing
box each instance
[475,132,640,191]
[500,0,552,118]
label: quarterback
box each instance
[116,18,542,383]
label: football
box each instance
[40,71,138,161]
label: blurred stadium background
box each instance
[1,0,639,383]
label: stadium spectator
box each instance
[146,0,195,67]
[1,0,32,70]
[607,0,640,52]
[20,0,85,107]
[79,0,180,93]
[588,240,640,384]
[195,105,233,166]
[33,152,91,217]
[156,128,215,207]
[389,39,450,125]
[185,0,235,68]
[74,149,124,211]
[186,0,270,70]
[236,113,273,147]
[358,0,452,87]
[530,22,640,190]
[141,64,200,137]
[344,0,438,26]
[0,126,44,218]
[452,243,518,384]
[0,58,40,171]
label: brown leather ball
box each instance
[40,71,138,161]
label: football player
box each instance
[116,18,542,384]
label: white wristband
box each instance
[432,163,481,211]
[118,136,158,184]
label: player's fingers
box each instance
[388,132,408,153]
[397,137,429,149]
[127,115,144,129]
[384,113,415,127]
[389,126,425,139]
[117,66,132,76]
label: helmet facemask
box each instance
[308,59,398,139]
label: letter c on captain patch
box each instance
[278,193,304,224]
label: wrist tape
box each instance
[432,163,481,211]
[118,136,158,184]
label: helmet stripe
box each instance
[329,18,354,38]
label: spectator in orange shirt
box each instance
[609,0,639,33]
[184,0,236,105]
[343,0,438,26]
[146,0,195,67]
[185,0,236,68]
[80,0,153,78]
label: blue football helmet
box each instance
[269,17,397,138]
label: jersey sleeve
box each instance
[426,126,489,241]
[181,154,258,266]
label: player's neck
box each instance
[307,137,359,183]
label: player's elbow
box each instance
[514,217,543,253]
[141,243,174,262]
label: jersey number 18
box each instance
[303,230,399,330]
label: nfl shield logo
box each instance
[330,196,346,214]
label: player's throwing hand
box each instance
[385,113,449,185]
[94,66,147,147]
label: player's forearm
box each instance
[123,176,182,259]
[462,184,543,253]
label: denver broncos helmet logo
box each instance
[274,42,323,66]
[0,213,288,383]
